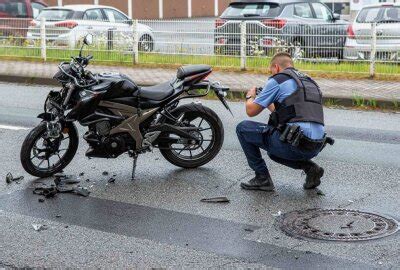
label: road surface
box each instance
[0,82,399,269]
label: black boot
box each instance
[303,161,324,190]
[240,172,275,192]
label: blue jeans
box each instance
[236,120,321,175]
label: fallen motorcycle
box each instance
[20,34,232,178]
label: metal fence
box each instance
[0,18,399,78]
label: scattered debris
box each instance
[38,198,45,203]
[55,215,62,218]
[32,224,48,232]
[108,178,116,184]
[244,228,254,232]
[348,200,354,203]
[85,179,91,182]
[54,174,80,185]
[272,211,282,217]
[274,236,280,240]
[200,197,230,203]
[295,255,299,260]
[73,187,90,197]
[378,262,383,265]
[79,172,85,177]
[316,190,325,196]
[64,225,69,229]
[5,173,24,184]
[33,187,57,198]
[102,171,109,176]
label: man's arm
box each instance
[245,87,264,117]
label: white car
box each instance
[27,5,155,51]
[344,3,400,61]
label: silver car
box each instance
[26,4,155,51]
[344,3,400,61]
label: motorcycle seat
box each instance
[177,65,212,80]
[138,81,175,101]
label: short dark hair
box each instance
[270,52,294,69]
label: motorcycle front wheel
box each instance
[159,103,224,168]
[20,122,79,178]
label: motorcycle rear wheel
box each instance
[20,122,79,178]
[159,103,224,168]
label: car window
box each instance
[294,3,313,19]
[221,3,280,17]
[36,9,73,21]
[356,7,380,23]
[312,3,333,21]
[0,0,27,17]
[382,7,400,22]
[104,9,129,23]
[83,9,103,21]
[32,2,46,18]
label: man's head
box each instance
[269,52,294,75]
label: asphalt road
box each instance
[0,82,399,268]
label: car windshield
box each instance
[36,9,74,21]
[221,3,280,18]
[0,0,27,17]
[357,6,400,23]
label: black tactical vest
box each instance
[268,68,324,128]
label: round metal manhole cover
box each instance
[279,209,399,242]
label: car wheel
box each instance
[139,35,154,52]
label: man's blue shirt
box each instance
[254,75,325,140]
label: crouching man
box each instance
[236,52,333,192]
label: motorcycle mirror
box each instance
[79,34,94,57]
[84,34,94,46]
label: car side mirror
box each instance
[333,13,340,21]
[83,34,93,46]
[126,19,133,25]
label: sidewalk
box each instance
[0,60,399,104]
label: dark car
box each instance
[214,0,348,59]
[0,0,47,38]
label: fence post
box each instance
[40,17,46,61]
[370,22,377,78]
[240,21,247,70]
[132,19,139,65]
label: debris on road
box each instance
[38,198,45,203]
[316,190,325,196]
[272,211,282,217]
[102,171,109,176]
[200,197,230,203]
[79,172,85,177]
[108,177,116,184]
[5,173,24,184]
[33,187,57,198]
[73,187,90,197]
[244,228,254,232]
[32,224,48,232]
[54,174,80,185]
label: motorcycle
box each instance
[20,34,232,179]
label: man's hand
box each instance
[245,86,263,117]
[246,87,257,99]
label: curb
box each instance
[1,74,398,111]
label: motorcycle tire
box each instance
[159,103,224,169]
[20,122,79,178]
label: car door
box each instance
[310,2,339,55]
[102,8,132,50]
[292,2,315,54]
[82,8,107,44]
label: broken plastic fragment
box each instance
[200,197,230,203]
[102,171,109,176]
[108,178,116,183]
[272,211,282,217]
[73,187,90,197]
[32,224,48,232]
[5,173,24,184]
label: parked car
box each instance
[214,0,348,59]
[26,5,155,51]
[0,0,47,38]
[344,3,400,61]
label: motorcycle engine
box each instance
[102,136,126,158]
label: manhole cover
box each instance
[279,209,399,242]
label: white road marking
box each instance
[0,124,29,131]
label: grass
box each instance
[0,46,400,80]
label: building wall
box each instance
[163,0,188,18]
[133,0,159,19]
[43,0,233,18]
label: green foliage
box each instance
[353,95,366,107]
